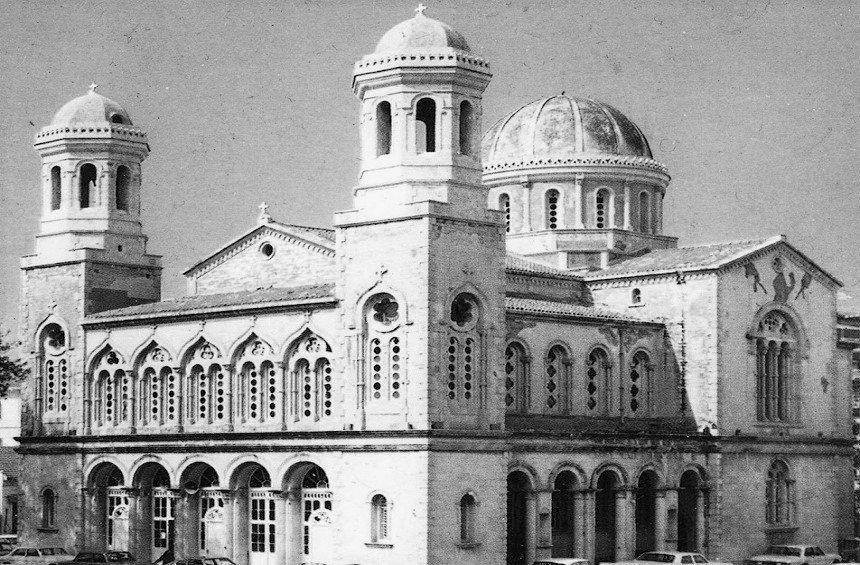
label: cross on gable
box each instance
[88,82,98,93]
[415,3,427,16]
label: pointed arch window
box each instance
[50,166,62,211]
[638,191,650,233]
[545,345,570,414]
[415,98,436,153]
[376,101,392,157]
[595,189,609,228]
[365,293,404,407]
[446,293,482,409]
[92,349,130,428]
[236,339,279,425]
[629,351,651,415]
[138,346,177,427]
[545,189,560,229]
[370,494,390,543]
[586,347,610,414]
[459,100,474,156]
[185,342,226,426]
[504,342,529,413]
[79,163,97,209]
[752,310,798,423]
[499,193,511,233]
[115,165,130,211]
[40,323,69,415]
[766,460,795,526]
[286,332,333,423]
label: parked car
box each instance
[746,545,840,565]
[0,548,72,565]
[166,559,236,565]
[534,559,589,565]
[612,551,733,565]
[51,552,134,565]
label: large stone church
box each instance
[16,8,854,565]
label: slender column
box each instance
[278,361,288,430]
[129,370,138,434]
[573,174,584,228]
[582,488,596,563]
[573,491,587,558]
[696,489,707,552]
[232,487,248,565]
[615,488,635,559]
[654,489,668,551]
[623,182,632,230]
[274,491,287,565]
[525,492,538,565]
[663,487,679,551]
[521,180,532,233]
[224,365,235,431]
[174,493,193,559]
[535,489,553,558]
[173,366,184,432]
[83,372,92,435]
[125,489,139,556]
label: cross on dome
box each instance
[88,81,98,93]
[415,3,427,16]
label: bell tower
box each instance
[335,6,504,432]
[21,85,161,436]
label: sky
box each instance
[0,0,857,328]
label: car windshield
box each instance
[40,549,55,556]
[638,553,676,563]
[769,547,802,557]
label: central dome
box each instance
[51,87,133,127]
[375,12,470,53]
[482,95,653,168]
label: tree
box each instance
[0,329,28,397]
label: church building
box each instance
[15,8,854,565]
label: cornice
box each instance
[482,155,670,186]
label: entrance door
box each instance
[200,490,226,557]
[249,489,276,565]
[151,488,175,561]
[507,472,529,565]
[302,489,333,565]
[595,472,618,564]
[107,488,130,551]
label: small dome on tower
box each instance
[482,95,653,168]
[50,84,133,127]
[375,6,470,53]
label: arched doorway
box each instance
[678,470,702,551]
[595,470,621,564]
[178,464,224,558]
[133,462,175,563]
[635,470,659,555]
[507,471,531,565]
[551,471,577,557]
[229,463,278,565]
[87,463,128,552]
[283,463,333,565]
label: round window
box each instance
[259,242,275,259]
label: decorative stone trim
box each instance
[355,51,490,72]
[483,155,668,175]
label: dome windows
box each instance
[595,189,609,228]
[79,163,97,209]
[115,165,130,211]
[415,98,436,153]
[499,193,511,233]
[376,101,392,157]
[50,166,61,211]
[638,191,650,234]
[545,189,560,229]
[458,100,474,156]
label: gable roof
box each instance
[85,283,336,323]
[183,220,335,277]
[506,297,662,325]
[505,254,583,280]
[584,235,842,286]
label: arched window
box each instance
[235,339,279,425]
[185,342,226,426]
[92,349,130,428]
[459,494,477,544]
[629,351,651,415]
[110,113,125,124]
[50,166,61,211]
[365,293,404,406]
[286,332,333,423]
[504,342,529,413]
[446,293,482,409]
[40,323,69,415]
[631,288,642,304]
[586,347,610,414]
[415,98,436,153]
[79,163,97,209]
[545,189,560,229]
[41,488,55,529]
[115,165,130,211]
[376,101,392,157]
[499,193,511,233]
[595,189,609,228]
[459,100,474,156]
[766,460,795,526]
[638,191,650,233]
[370,494,389,543]
[752,311,798,423]
[545,345,569,414]
[137,346,176,428]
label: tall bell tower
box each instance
[20,85,161,435]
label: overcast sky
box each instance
[0,0,857,327]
